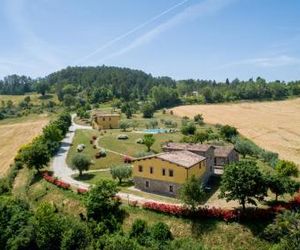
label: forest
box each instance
[1,66,300,107]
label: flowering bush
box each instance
[42,171,70,190]
[142,202,281,222]
[92,135,97,140]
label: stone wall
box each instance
[134,177,181,197]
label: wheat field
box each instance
[0,117,49,176]
[171,98,300,166]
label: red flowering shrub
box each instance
[93,145,97,149]
[42,171,70,190]
[92,135,97,140]
[90,140,93,144]
[124,156,133,163]
[95,152,101,159]
[55,180,70,189]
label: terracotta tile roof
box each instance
[92,111,120,117]
[134,151,206,168]
[214,146,235,157]
[162,142,214,152]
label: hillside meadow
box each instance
[171,98,300,166]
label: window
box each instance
[199,163,202,169]
[214,158,217,165]
[169,169,174,177]
[102,117,105,121]
[210,166,213,172]
[169,185,173,193]
[138,165,143,172]
[162,168,166,176]
[145,181,149,188]
[150,167,153,174]
[109,117,111,121]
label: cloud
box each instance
[217,55,300,69]
[75,0,189,64]
[98,0,236,63]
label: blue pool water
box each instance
[143,128,168,134]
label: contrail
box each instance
[75,0,189,64]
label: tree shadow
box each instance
[74,173,95,181]
[201,175,221,204]
[239,218,272,238]
[190,218,218,237]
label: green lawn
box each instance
[98,129,182,156]
[66,130,124,170]
[74,171,113,184]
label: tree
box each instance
[71,154,91,176]
[35,81,50,96]
[61,219,91,250]
[181,122,196,135]
[141,103,155,118]
[267,174,299,201]
[43,123,63,142]
[194,114,204,125]
[219,161,267,211]
[20,140,50,172]
[179,175,205,210]
[143,134,155,152]
[119,120,130,132]
[0,197,35,249]
[264,211,300,249]
[110,165,132,184]
[85,180,122,223]
[194,131,209,144]
[34,203,64,250]
[150,222,173,242]
[220,125,238,141]
[275,160,299,177]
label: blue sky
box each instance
[1,0,300,81]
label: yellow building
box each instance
[91,111,120,130]
[133,151,210,197]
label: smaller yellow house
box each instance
[91,111,120,130]
[133,151,209,197]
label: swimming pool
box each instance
[143,128,168,134]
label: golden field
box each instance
[171,98,300,166]
[0,116,49,176]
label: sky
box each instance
[0,0,300,81]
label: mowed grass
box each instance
[0,115,49,177]
[98,129,182,156]
[172,98,300,166]
[66,129,124,170]
[123,206,271,250]
[74,170,113,184]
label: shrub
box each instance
[181,122,196,135]
[150,222,173,242]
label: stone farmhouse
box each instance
[91,111,120,130]
[132,142,239,197]
[133,151,207,197]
